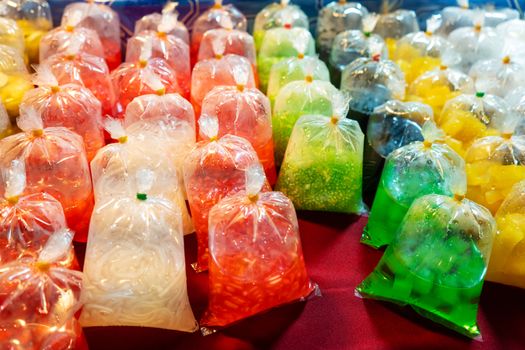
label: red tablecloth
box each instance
[77,213,525,350]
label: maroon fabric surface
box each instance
[76,212,525,350]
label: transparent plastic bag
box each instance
[406,65,475,120]
[372,9,419,57]
[191,0,247,65]
[191,41,255,117]
[272,69,342,165]
[0,44,33,119]
[201,65,276,185]
[438,92,510,157]
[61,1,121,70]
[486,180,525,289]
[20,65,105,161]
[91,118,194,235]
[80,169,197,331]
[112,40,183,118]
[197,25,257,85]
[356,192,496,339]
[367,100,433,158]
[393,17,459,84]
[267,40,330,107]
[0,101,14,139]
[0,229,87,350]
[362,122,466,248]
[0,17,25,54]
[126,29,190,99]
[41,43,116,118]
[0,159,76,267]
[135,2,189,45]
[0,106,94,242]
[183,115,269,272]
[253,0,308,52]
[201,165,317,330]
[257,25,315,93]
[436,3,519,36]
[465,118,525,214]
[316,1,368,61]
[469,55,525,98]
[39,22,104,63]
[276,95,365,213]
[448,19,503,73]
[329,20,387,88]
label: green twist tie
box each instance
[136,193,148,201]
[363,31,371,37]
[476,92,485,98]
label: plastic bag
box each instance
[183,115,269,272]
[276,94,364,213]
[125,28,190,99]
[135,2,189,45]
[406,65,475,120]
[486,180,525,289]
[39,16,104,62]
[436,3,519,36]
[191,41,255,117]
[0,44,33,120]
[438,92,510,157]
[20,65,105,161]
[367,100,433,158]
[328,14,387,87]
[448,18,503,74]
[61,1,121,70]
[0,159,76,267]
[372,9,419,57]
[112,40,183,118]
[393,17,459,84]
[201,165,317,331]
[201,65,276,185]
[0,17,25,54]
[362,122,466,248]
[257,25,315,93]
[91,118,194,235]
[191,0,247,65]
[356,192,495,339]
[41,42,116,118]
[0,101,14,139]
[316,1,368,61]
[197,25,257,85]
[0,106,94,242]
[465,117,525,214]
[80,169,197,331]
[253,0,308,52]
[0,229,87,350]
[272,67,342,165]
[267,40,330,107]
[469,55,525,98]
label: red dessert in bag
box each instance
[183,115,269,272]
[201,165,317,330]
[0,107,94,242]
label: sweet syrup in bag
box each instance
[201,165,318,331]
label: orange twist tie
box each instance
[284,23,292,29]
[117,136,128,143]
[502,56,511,64]
[502,133,513,140]
[6,196,19,205]
[474,24,482,32]
[330,116,339,124]
[440,65,448,70]
[156,87,166,96]
[50,86,60,93]
[65,54,76,61]
[453,193,465,202]
[423,140,432,148]
[157,31,167,40]
[36,261,51,273]
[138,60,148,68]
[297,53,305,59]
[237,84,245,92]
[32,129,44,138]
[372,53,381,62]
[215,53,223,60]
[305,75,313,83]
[248,194,259,202]
[65,25,75,32]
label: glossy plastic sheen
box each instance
[39,26,104,63]
[201,190,316,329]
[42,52,117,118]
[357,194,496,338]
[201,85,276,185]
[20,83,105,161]
[0,127,93,242]
[111,58,183,118]
[276,115,364,214]
[190,54,255,118]
[61,2,121,70]
[80,188,197,331]
[126,31,190,99]
[135,12,189,44]
[183,135,268,272]
[0,258,85,350]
